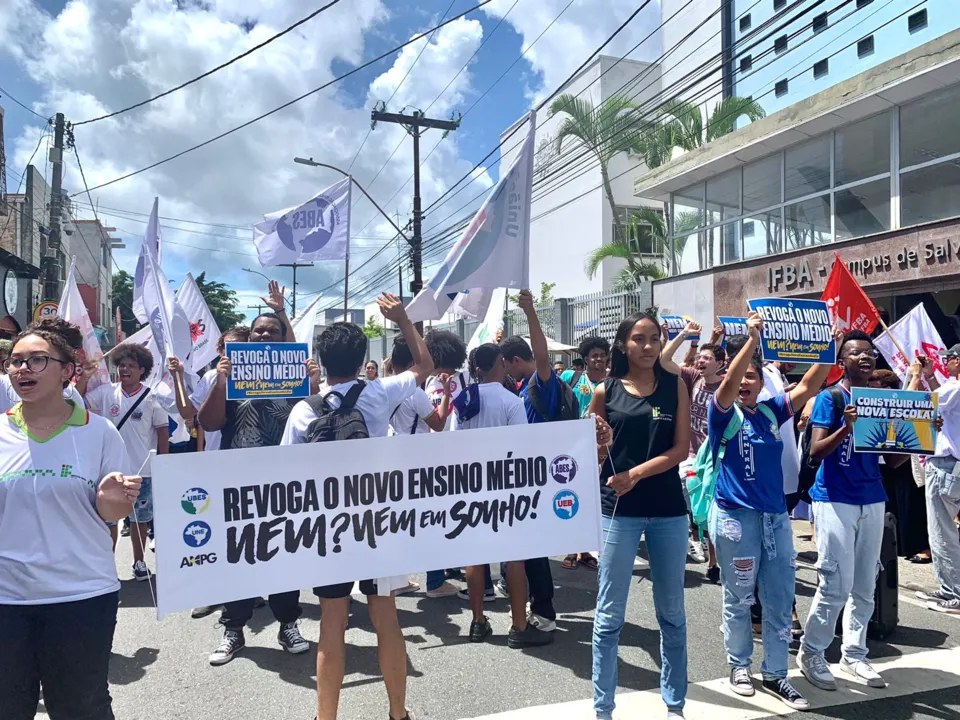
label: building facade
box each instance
[64,218,123,339]
[636,28,960,345]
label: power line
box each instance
[0,85,49,121]
[69,0,494,196]
[74,0,344,126]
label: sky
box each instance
[0,0,663,322]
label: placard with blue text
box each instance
[151,421,603,618]
[717,316,748,348]
[851,387,939,455]
[225,342,309,400]
[746,298,836,363]
[662,315,700,341]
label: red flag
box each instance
[821,253,880,385]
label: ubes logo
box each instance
[183,521,211,548]
[181,487,211,515]
[181,553,217,569]
[553,490,579,520]
[550,455,577,484]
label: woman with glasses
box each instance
[0,318,141,719]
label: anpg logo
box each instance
[181,553,217,569]
[553,490,579,520]
[183,522,211,548]
[550,455,578,484]
[181,487,211,515]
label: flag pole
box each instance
[344,177,353,322]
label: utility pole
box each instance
[277,262,313,317]
[44,113,65,301]
[247,303,265,315]
[371,107,459,327]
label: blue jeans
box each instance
[802,501,884,662]
[926,458,960,600]
[709,505,796,680]
[592,514,688,718]
[426,568,491,592]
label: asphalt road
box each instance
[37,522,960,720]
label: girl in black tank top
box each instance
[588,312,691,718]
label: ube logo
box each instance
[553,490,579,520]
[550,455,578,484]
[181,487,211,515]
[183,522,211,548]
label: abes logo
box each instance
[183,521,211,548]
[550,455,578,484]
[181,487,211,515]
[181,553,217,569]
[553,490,579,520]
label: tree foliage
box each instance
[364,316,385,340]
[194,272,245,334]
[509,282,556,307]
[111,270,138,338]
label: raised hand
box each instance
[746,311,763,340]
[377,292,408,324]
[262,280,287,314]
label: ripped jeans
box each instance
[802,501,885,663]
[709,504,796,680]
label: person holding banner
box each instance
[707,313,833,709]
[799,331,909,691]
[281,293,430,720]
[588,311,691,720]
[0,318,141,720]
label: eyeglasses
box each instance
[4,356,69,373]
[844,348,880,359]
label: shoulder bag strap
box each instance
[116,388,151,432]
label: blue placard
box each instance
[746,298,836,363]
[717,316,748,348]
[661,315,700,342]
[225,342,310,401]
[851,388,939,455]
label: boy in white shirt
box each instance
[81,343,169,582]
[281,293,432,720]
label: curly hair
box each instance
[870,369,901,390]
[12,318,83,387]
[315,322,367,378]
[578,335,610,360]
[111,342,154,379]
[425,330,467,371]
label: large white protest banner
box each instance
[874,303,950,386]
[152,419,601,617]
[176,273,221,373]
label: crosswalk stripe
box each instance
[462,646,960,719]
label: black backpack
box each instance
[797,384,847,503]
[525,374,581,422]
[304,382,370,443]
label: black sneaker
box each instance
[469,617,492,643]
[121,519,131,537]
[707,566,720,584]
[728,667,755,697]
[507,623,553,648]
[762,678,809,711]
[209,628,245,666]
[278,621,309,654]
[389,712,416,720]
[191,605,219,619]
[253,596,267,608]
[916,588,954,603]
[792,619,804,638]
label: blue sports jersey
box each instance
[709,394,794,514]
[808,385,886,506]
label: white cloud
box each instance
[0,0,494,319]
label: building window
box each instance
[900,83,960,168]
[743,211,784,259]
[813,59,829,79]
[834,112,890,186]
[835,179,891,241]
[774,35,788,54]
[858,35,874,58]
[901,163,960,227]
[743,154,782,212]
[614,207,662,254]
[785,195,832,248]
[812,12,828,33]
[707,169,741,226]
[740,55,753,73]
[785,136,830,200]
[774,0,787,10]
[908,9,928,33]
[739,14,751,31]
[856,0,873,7]
[775,79,789,97]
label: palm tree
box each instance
[549,94,644,239]
[584,207,701,290]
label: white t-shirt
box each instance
[451,382,528,431]
[0,373,84,414]
[282,372,419,443]
[190,368,222,451]
[759,364,801,495]
[388,388,436,436]
[423,372,468,431]
[0,401,128,603]
[935,378,960,460]
[86,383,168,475]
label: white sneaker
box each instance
[391,581,421,597]
[797,646,836,691]
[928,598,960,615]
[687,538,706,564]
[840,658,885,688]
[527,612,557,632]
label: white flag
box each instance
[141,237,194,373]
[176,273,222,373]
[133,197,162,323]
[874,303,950,385]
[254,177,351,267]
[58,258,109,391]
[124,325,166,389]
[292,295,322,346]
[465,287,507,355]
[406,112,535,323]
